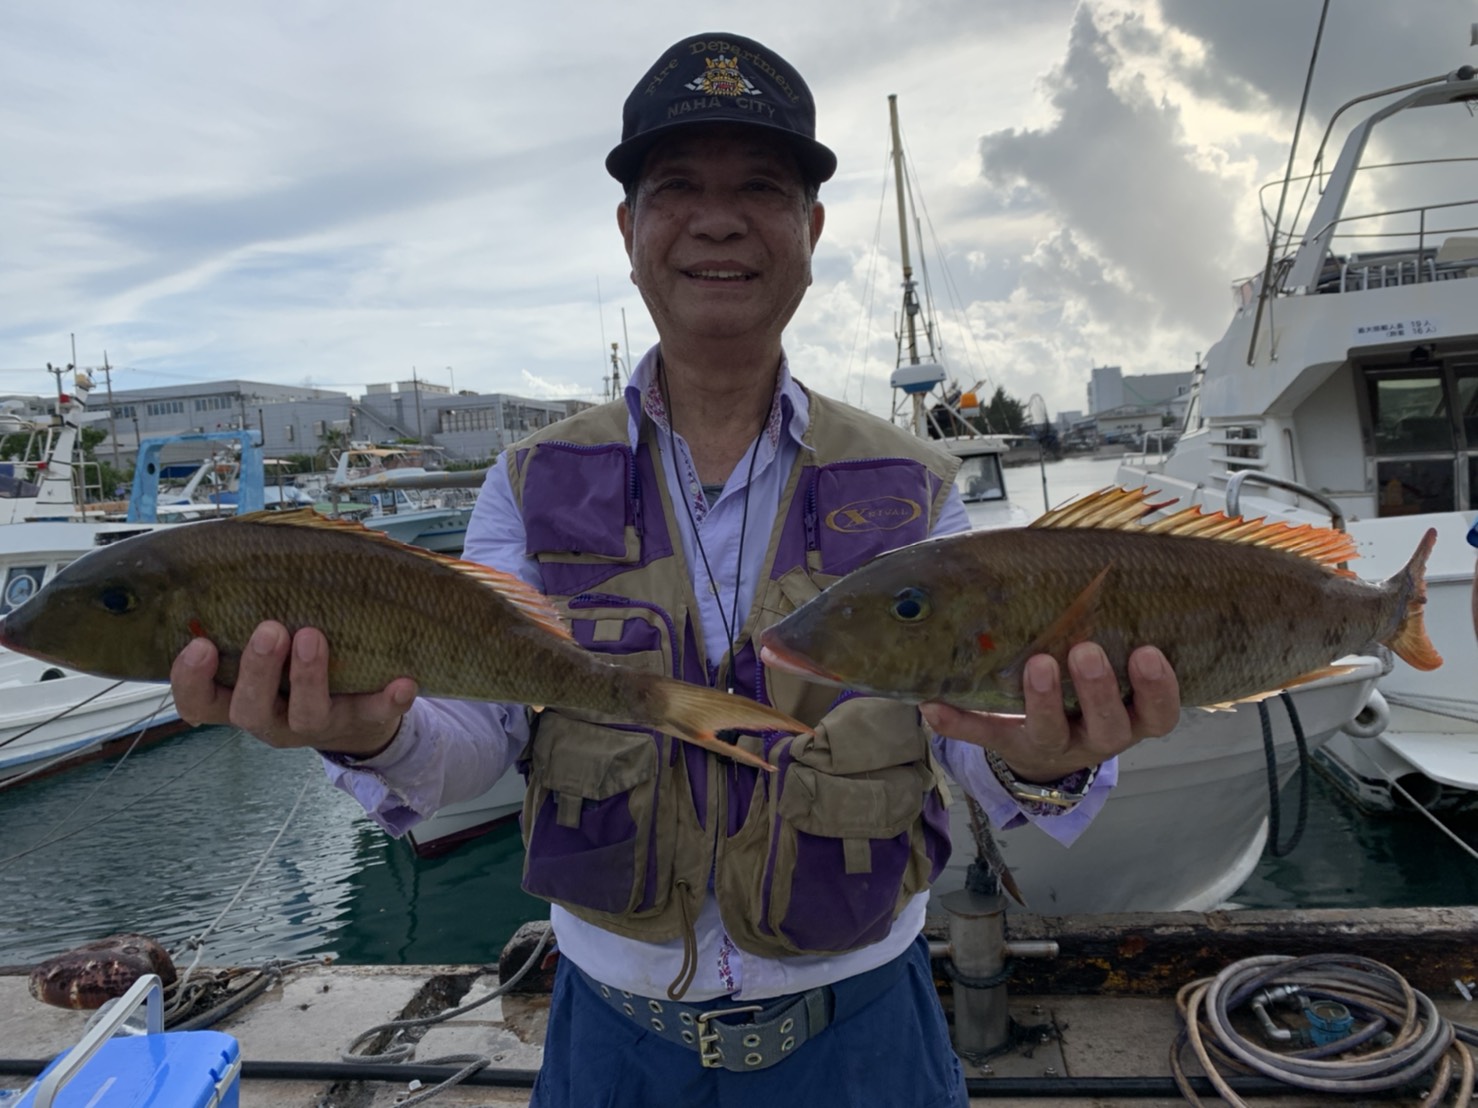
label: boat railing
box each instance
[1119,430,1179,468]
[1224,470,1347,534]
[1291,193,1478,295]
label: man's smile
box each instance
[681,267,759,281]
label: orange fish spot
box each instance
[977,633,995,652]
[188,618,208,638]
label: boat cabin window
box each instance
[0,471,40,499]
[955,454,1006,503]
[2,564,47,615]
[1364,363,1478,514]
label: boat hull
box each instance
[404,769,525,857]
[932,656,1384,913]
[0,652,186,787]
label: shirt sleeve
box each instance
[320,456,534,836]
[931,736,1118,846]
[925,481,1120,846]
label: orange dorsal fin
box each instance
[235,508,575,642]
[1033,487,1358,577]
[1034,486,1174,530]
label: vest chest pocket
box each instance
[565,602,675,678]
[521,718,674,918]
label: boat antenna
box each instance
[1247,0,1331,365]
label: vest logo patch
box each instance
[825,496,922,533]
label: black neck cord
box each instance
[659,368,762,694]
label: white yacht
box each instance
[873,94,1383,913]
[1112,58,1478,814]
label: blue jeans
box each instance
[531,934,968,1108]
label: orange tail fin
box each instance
[655,680,814,771]
[1385,528,1443,672]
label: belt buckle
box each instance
[695,1004,762,1069]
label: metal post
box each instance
[938,887,1011,1056]
[101,351,120,471]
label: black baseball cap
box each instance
[606,32,838,189]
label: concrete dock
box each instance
[2,907,1475,1107]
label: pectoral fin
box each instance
[998,565,1111,686]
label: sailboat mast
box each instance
[889,94,920,369]
[887,94,943,439]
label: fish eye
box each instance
[890,587,931,623]
[98,586,136,615]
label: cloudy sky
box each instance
[1,1,1471,422]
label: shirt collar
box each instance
[622,344,812,454]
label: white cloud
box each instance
[0,0,1466,424]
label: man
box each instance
[171,32,1181,1107]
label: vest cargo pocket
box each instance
[521,719,671,918]
[763,762,933,953]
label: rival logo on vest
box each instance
[824,497,923,533]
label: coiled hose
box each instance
[1174,953,1476,1106]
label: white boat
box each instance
[1111,55,1478,816]
[404,771,526,857]
[0,377,278,787]
[874,94,1382,913]
[323,443,477,553]
[0,529,184,786]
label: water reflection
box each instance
[0,727,541,967]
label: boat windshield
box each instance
[955,454,1006,503]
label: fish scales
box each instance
[758,487,1440,713]
[171,519,611,709]
[0,511,811,770]
[910,526,1398,709]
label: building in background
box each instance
[90,378,592,466]
[1084,364,1193,445]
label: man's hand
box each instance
[920,643,1180,783]
[170,621,418,758]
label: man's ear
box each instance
[809,200,825,251]
[617,200,633,259]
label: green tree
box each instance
[980,386,1028,435]
[317,427,350,471]
[78,426,131,498]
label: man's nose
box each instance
[686,192,747,239]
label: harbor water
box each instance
[1,455,1476,969]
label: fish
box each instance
[758,486,1443,712]
[0,509,810,770]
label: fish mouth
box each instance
[758,636,843,684]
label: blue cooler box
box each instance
[18,975,241,1108]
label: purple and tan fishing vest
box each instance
[503,387,960,970]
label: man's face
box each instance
[618,126,825,350]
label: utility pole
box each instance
[412,367,425,442]
[100,351,121,470]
